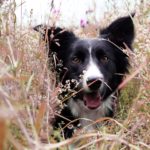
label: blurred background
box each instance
[15,0,140,27]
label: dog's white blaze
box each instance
[83,47,103,91]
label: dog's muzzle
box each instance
[86,77,102,91]
[82,77,102,109]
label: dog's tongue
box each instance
[83,93,101,109]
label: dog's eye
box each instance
[100,56,109,64]
[72,57,81,64]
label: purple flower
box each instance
[80,19,88,28]
[52,9,60,15]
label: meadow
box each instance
[0,0,150,149]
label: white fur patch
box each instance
[83,47,103,91]
[68,94,114,128]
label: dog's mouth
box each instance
[83,92,102,109]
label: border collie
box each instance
[34,14,135,138]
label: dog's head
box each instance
[34,15,134,111]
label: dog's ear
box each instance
[34,25,76,56]
[100,14,135,49]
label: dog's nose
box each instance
[86,78,102,91]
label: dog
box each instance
[34,14,135,138]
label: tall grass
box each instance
[0,0,150,149]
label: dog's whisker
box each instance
[115,73,126,76]
[102,81,112,91]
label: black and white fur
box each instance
[34,14,134,138]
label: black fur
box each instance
[34,15,134,138]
